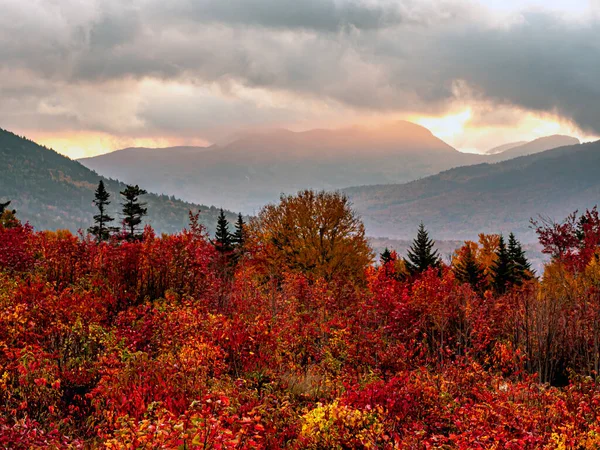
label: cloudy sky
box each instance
[1,0,599,158]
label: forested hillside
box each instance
[346,139,600,241]
[0,129,238,234]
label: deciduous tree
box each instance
[249,190,373,281]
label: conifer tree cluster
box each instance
[491,233,532,293]
[88,181,148,242]
[405,223,441,274]
[214,209,246,253]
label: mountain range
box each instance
[79,123,579,214]
[79,121,483,213]
[345,139,599,242]
[0,129,239,234]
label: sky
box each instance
[1,0,599,158]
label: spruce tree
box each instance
[508,233,532,284]
[120,184,148,241]
[491,235,513,294]
[233,213,245,247]
[214,209,233,253]
[88,180,118,241]
[453,245,485,290]
[405,223,441,274]
[380,247,393,265]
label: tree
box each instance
[249,190,373,281]
[405,223,440,274]
[508,233,532,284]
[88,181,118,241]
[214,209,234,253]
[491,235,513,294]
[120,185,147,241]
[453,242,485,290]
[0,200,17,228]
[0,200,11,215]
[380,247,393,265]
[233,213,245,247]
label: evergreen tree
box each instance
[0,199,17,227]
[405,223,441,274]
[0,200,11,215]
[453,245,485,290]
[120,184,147,241]
[214,209,233,253]
[88,181,118,241]
[233,213,245,247]
[380,247,393,265]
[491,235,513,294]
[508,233,532,284]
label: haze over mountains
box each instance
[0,129,239,234]
[2,122,593,244]
[79,122,580,215]
[345,139,600,242]
[80,121,483,213]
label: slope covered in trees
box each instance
[2,191,600,447]
[346,139,600,241]
[0,128,239,234]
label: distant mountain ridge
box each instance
[485,141,527,155]
[0,128,239,234]
[345,139,600,242]
[487,135,579,161]
[79,121,484,213]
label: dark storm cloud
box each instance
[1,0,599,135]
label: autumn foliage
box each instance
[2,197,600,448]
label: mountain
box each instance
[485,141,527,155]
[79,121,483,213]
[0,128,239,234]
[345,139,600,242]
[487,135,579,161]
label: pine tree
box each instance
[88,181,118,241]
[453,245,485,290]
[405,223,441,274]
[214,209,233,253]
[491,235,513,294]
[508,233,532,284]
[380,247,393,265]
[120,184,147,241]
[233,213,245,247]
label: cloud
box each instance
[1,0,599,150]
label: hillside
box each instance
[487,135,579,161]
[80,121,483,213]
[346,140,600,242]
[0,129,239,234]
